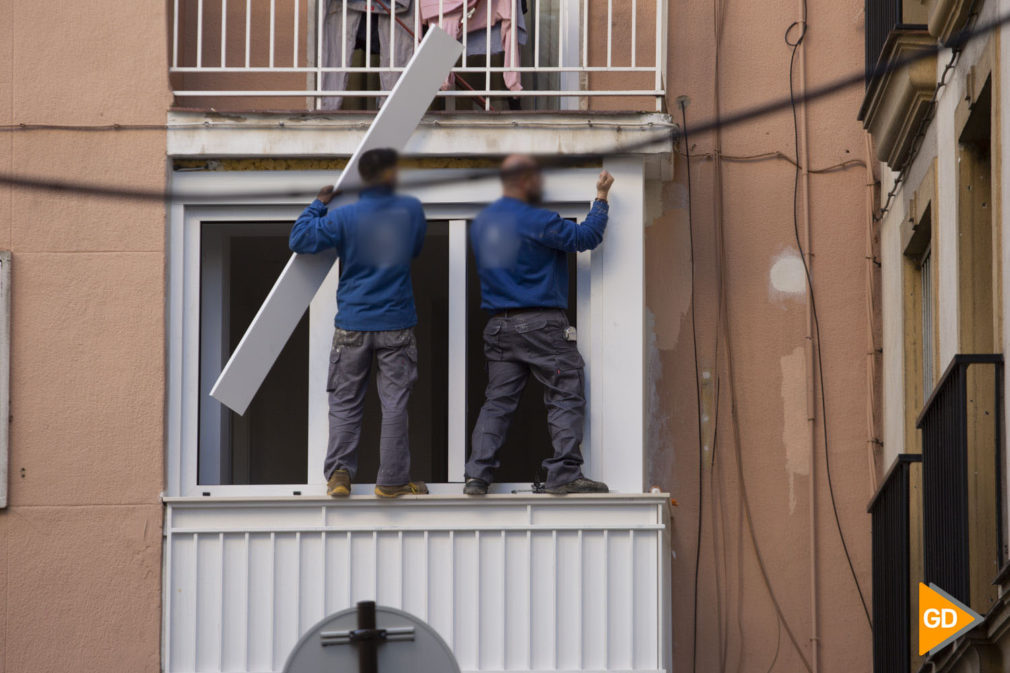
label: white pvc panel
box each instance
[163,496,670,673]
[211,28,463,414]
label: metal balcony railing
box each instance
[918,354,1005,613]
[170,0,668,111]
[868,454,920,673]
[864,0,927,85]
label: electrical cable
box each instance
[718,234,814,673]
[680,98,708,673]
[0,9,1008,204]
[764,616,782,673]
[785,0,873,629]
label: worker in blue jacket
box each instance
[290,148,429,499]
[465,154,614,495]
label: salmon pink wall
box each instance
[0,1,171,672]
[646,0,876,671]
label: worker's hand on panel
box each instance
[596,170,614,201]
[316,185,338,205]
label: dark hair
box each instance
[358,148,399,183]
[499,157,540,187]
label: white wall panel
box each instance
[164,495,670,673]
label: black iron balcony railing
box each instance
[864,0,927,85]
[868,454,921,673]
[918,354,1004,612]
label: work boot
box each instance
[545,477,609,495]
[463,478,489,496]
[374,481,429,498]
[327,469,351,498]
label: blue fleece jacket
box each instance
[470,196,609,312]
[289,186,427,331]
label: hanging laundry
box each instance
[321,0,416,110]
[419,0,526,91]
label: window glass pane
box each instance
[465,228,578,485]
[199,223,309,485]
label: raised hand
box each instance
[596,170,615,200]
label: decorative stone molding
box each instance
[859,30,937,172]
[926,0,974,44]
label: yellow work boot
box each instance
[374,481,429,498]
[327,469,351,498]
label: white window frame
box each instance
[167,162,645,498]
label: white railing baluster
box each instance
[269,0,276,68]
[196,0,204,68]
[413,0,420,50]
[558,0,564,70]
[221,0,227,67]
[582,0,588,68]
[510,0,516,90]
[534,0,540,68]
[316,0,324,110]
[631,0,637,67]
[486,0,492,110]
[462,0,468,68]
[167,0,669,108]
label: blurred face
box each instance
[524,168,544,204]
[379,165,398,188]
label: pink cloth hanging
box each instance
[419,0,523,91]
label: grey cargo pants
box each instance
[326,327,418,486]
[466,309,587,489]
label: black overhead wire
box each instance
[785,0,874,631]
[680,97,706,673]
[0,9,1009,201]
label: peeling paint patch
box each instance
[645,307,674,490]
[781,346,810,513]
[769,249,807,301]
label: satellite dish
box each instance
[282,602,461,673]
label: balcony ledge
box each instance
[926,0,974,44]
[859,30,937,172]
[166,110,676,167]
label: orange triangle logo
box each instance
[919,583,983,655]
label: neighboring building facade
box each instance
[865,0,1010,671]
[0,1,875,673]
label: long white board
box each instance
[211,27,463,414]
